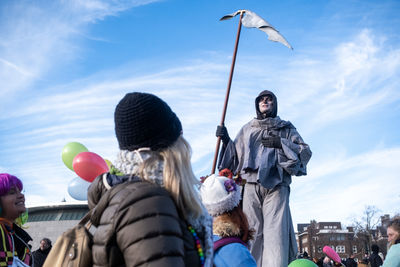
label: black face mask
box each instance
[255,90,278,119]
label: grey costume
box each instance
[218,90,311,267]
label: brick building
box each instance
[297,220,360,261]
[297,216,390,262]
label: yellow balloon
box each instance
[104,159,113,169]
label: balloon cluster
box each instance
[62,142,111,201]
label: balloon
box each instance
[15,211,28,226]
[288,259,318,267]
[73,152,109,182]
[104,159,113,169]
[68,177,91,201]
[62,142,89,171]
[323,246,341,263]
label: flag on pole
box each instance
[220,9,293,49]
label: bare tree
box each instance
[352,205,381,254]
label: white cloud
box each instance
[0,0,161,102]
[275,30,400,133]
[291,147,400,225]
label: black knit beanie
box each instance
[114,92,182,151]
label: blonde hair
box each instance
[388,217,400,246]
[137,136,203,219]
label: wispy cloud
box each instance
[0,0,161,101]
[0,58,34,77]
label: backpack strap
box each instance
[78,211,92,227]
[213,237,248,252]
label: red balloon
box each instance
[73,152,109,182]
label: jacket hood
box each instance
[255,90,278,119]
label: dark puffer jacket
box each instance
[32,246,52,267]
[87,173,202,267]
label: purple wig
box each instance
[0,173,23,196]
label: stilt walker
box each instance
[212,10,312,267]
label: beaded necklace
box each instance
[188,225,205,267]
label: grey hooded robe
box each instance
[218,90,312,267]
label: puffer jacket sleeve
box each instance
[112,181,186,267]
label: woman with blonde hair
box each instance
[87,92,213,267]
[382,217,400,267]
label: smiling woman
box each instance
[0,173,32,267]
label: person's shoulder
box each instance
[114,180,173,206]
[112,181,180,224]
[243,119,256,128]
[391,243,400,252]
[274,116,295,129]
[216,242,256,266]
[217,241,250,254]
[88,173,140,208]
[222,242,249,251]
[122,179,166,192]
[13,223,32,242]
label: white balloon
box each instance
[68,177,91,201]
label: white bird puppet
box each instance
[220,9,293,50]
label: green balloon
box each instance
[288,259,318,267]
[62,142,89,171]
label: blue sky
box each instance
[1,0,399,227]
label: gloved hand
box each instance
[216,125,230,144]
[261,136,282,149]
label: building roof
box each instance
[27,202,89,222]
[317,229,352,234]
[27,201,88,212]
[297,223,310,233]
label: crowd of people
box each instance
[0,91,398,267]
[296,237,400,267]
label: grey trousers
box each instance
[242,183,297,267]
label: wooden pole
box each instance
[211,11,244,174]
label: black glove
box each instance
[261,136,282,149]
[216,125,230,144]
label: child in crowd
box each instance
[200,169,256,267]
[0,173,32,266]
